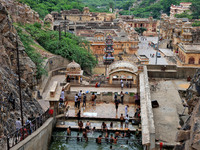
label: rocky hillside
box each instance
[1,0,43,24]
[0,1,43,148]
[174,70,200,150]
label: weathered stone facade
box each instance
[49,7,116,23]
[121,16,158,37]
[160,14,200,67]
[170,2,192,18]
[0,2,43,149]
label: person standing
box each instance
[126,82,129,88]
[92,93,97,106]
[120,91,124,105]
[60,89,65,102]
[78,90,82,102]
[121,82,124,90]
[115,99,119,113]
[74,94,78,108]
[16,118,22,137]
[120,79,123,85]
[16,118,22,131]
[125,114,129,128]
[82,93,86,107]
[120,114,124,128]
[125,105,129,116]
[114,93,117,101]
[77,96,80,109]
[77,110,81,121]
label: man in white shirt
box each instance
[125,105,129,116]
[75,94,78,108]
[78,90,82,101]
[16,118,22,130]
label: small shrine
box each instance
[103,34,114,65]
[66,60,83,83]
[108,61,138,85]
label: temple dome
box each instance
[108,61,138,75]
[67,60,81,71]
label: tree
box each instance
[135,27,147,36]
[190,1,200,19]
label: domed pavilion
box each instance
[108,61,138,85]
[66,60,83,83]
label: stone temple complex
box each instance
[1,1,200,150]
[160,13,200,67]
[170,2,192,18]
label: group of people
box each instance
[66,120,135,145]
[120,80,132,90]
[150,53,155,58]
[141,36,147,41]
[15,113,42,141]
[74,91,97,109]
[74,90,87,109]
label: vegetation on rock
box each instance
[22,23,97,74]
[135,27,147,35]
[16,24,47,79]
[18,0,85,18]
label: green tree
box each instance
[135,27,147,35]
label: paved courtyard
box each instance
[150,79,186,145]
[67,101,137,119]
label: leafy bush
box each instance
[192,21,200,27]
[19,0,85,18]
[23,24,97,74]
[16,26,47,79]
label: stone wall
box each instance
[65,91,136,103]
[11,117,55,150]
[139,66,155,149]
[38,56,70,93]
[147,64,198,79]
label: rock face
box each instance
[0,0,43,25]
[174,69,200,150]
[0,2,43,149]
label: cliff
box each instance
[175,69,200,150]
[0,1,43,149]
[0,0,43,25]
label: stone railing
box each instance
[140,66,155,149]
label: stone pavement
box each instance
[159,48,174,57]
[66,101,137,119]
[138,36,168,65]
[38,75,66,111]
[150,79,184,145]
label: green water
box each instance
[49,130,143,150]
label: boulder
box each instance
[176,130,190,142]
[192,134,200,150]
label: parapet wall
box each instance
[147,64,197,79]
[11,118,55,150]
[140,66,155,149]
[38,56,69,93]
[65,91,136,103]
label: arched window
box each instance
[188,57,195,64]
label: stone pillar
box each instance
[109,76,112,84]
[78,76,80,83]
